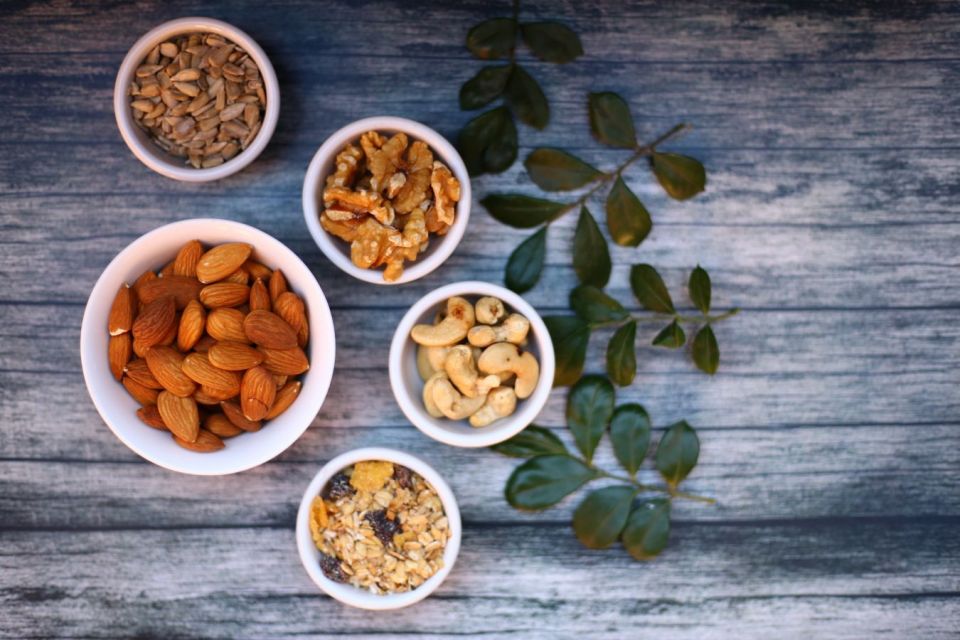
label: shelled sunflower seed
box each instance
[128,33,266,169]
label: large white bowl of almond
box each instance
[302,116,471,284]
[296,447,462,609]
[80,218,336,475]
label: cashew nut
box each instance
[411,296,475,346]
[431,376,487,420]
[475,296,506,325]
[422,372,447,418]
[477,342,540,399]
[426,345,450,372]
[444,345,500,398]
[467,313,530,347]
[469,386,518,428]
[416,344,435,380]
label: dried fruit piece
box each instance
[177,299,206,352]
[108,284,137,336]
[318,552,347,583]
[207,307,250,343]
[132,295,176,349]
[138,276,203,309]
[172,428,224,452]
[260,346,309,376]
[323,473,354,500]
[196,243,253,283]
[136,405,167,430]
[181,352,241,396]
[207,341,264,370]
[393,464,413,489]
[172,239,203,277]
[249,278,271,311]
[123,376,159,405]
[243,310,298,349]
[108,333,132,381]
[157,390,200,442]
[220,400,262,432]
[265,380,301,419]
[240,365,276,421]
[365,509,402,546]
[199,282,250,308]
[145,345,197,397]
[350,460,394,492]
[204,413,243,438]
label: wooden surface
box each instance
[2,0,959,637]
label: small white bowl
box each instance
[302,116,471,285]
[113,17,280,181]
[80,218,336,475]
[389,281,555,448]
[296,447,462,609]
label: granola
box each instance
[310,461,449,594]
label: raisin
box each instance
[365,509,401,546]
[318,552,347,583]
[393,464,413,490]
[323,472,353,500]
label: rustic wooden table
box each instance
[2,1,958,638]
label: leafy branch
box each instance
[493,375,711,559]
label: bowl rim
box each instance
[302,116,471,285]
[295,446,462,609]
[113,16,280,182]
[79,217,336,475]
[388,281,556,448]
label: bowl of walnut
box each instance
[114,17,279,181]
[296,447,461,609]
[80,218,336,475]
[302,116,471,284]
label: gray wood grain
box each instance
[1,0,959,638]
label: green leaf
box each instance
[692,324,719,374]
[466,18,517,60]
[652,320,686,349]
[609,403,651,475]
[688,265,711,314]
[459,64,512,110]
[650,152,706,200]
[505,64,549,130]
[505,227,546,293]
[458,107,518,175]
[566,375,615,463]
[544,316,591,386]
[524,149,602,192]
[629,264,675,313]
[572,486,635,549]
[572,206,611,288]
[520,22,584,64]
[481,194,566,228]
[569,285,629,324]
[622,498,671,560]
[505,454,598,510]
[606,321,637,386]
[588,92,636,149]
[491,425,569,458]
[606,176,651,247]
[655,421,700,488]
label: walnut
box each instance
[325,144,364,188]
[350,218,401,270]
[425,205,451,236]
[430,161,460,226]
[393,141,433,214]
[360,130,386,160]
[366,134,434,214]
[367,133,407,192]
[320,210,364,242]
[323,185,395,226]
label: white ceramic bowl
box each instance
[80,218,336,475]
[296,447,462,609]
[302,116,471,285]
[389,281,555,448]
[114,17,280,181]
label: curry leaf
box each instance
[622,499,671,560]
[650,152,706,200]
[692,324,719,374]
[606,176,652,247]
[491,425,569,458]
[520,21,583,64]
[525,148,602,191]
[466,18,517,60]
[481,193,566,228]
[506,64,549,130]
[505,227,546,293]
[573,486,636,549]
[505,454,598,510]
[458,106,518,175]
[609,403,651,475]
[688,265,711,314]
[572,206,611,287]
[629,264,675,313]
[544,316,591,386]
[655,421,700,488]
[606,320,637,386]
[567,375,615,463]
[569,285,628,324]
[652,320,686,349]
[588,92,637,149]
[460,64,513,110]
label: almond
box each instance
[139,276,203,309]
[196,242,253,283]
[244,260,272,281]
[207,308,249,343]
[240,365,276,421]
[157,390,200,442]
[205,413,243,438]
[145,345,197,397]
[136,405,167,430]
[172,428,224,452]
[108,333,132,381]
[249,278,271,311]
[260,346,309,376]
[173,239,203,277]
[159,260,176,278]
[297,322,308,348]
[199,384,237,401]
[268,268,287,303]
[158,314,178,346]
[193,334,217,353]
[243,310,298,349]
[132,295,176,349]
[220,400,262,432]
[224,268,250,285]
[182,352,240,395]
[123,376,159,405]
[132,269,158,299]
[199,282,250,308]
[266,380,301,419]
[208,341,264,370]
[132,336,152,359]
[108,284,137,336]
[273,291,306,333]
[273,374,288,388]
[177,299,206,351]
[194,387,225,405]
[124,358,162,389]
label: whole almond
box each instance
[273,291,306,333]
[220,400,262,432]
[108,284,137,336]
[145,345,197,397]
[260,346,309,376]
[207,308,249,343]
[224,268,250,285]
[159,260,176,278]
[157,390,200,442]
[196,243,253,283]
[132,269,158,299]
[172,428,224,452]
[243,310,298,349]
[240,365,276,421]
[109,333,132,381]
[182,352,241,395]
[124,358,162,389]
[158,314,178,346]
[123,376,159,405]
[268,269,287,303]
[266,380,301,419]
[193,334,217,353]
[178,299,206,351]
[193,387,225,405]
[137,405,167,430]
[132,295,176,349]
[199,282,250,308]
[244,260,272,280]
[205,413,243,438]
[249,278,271,311]
[173,239,203,277]
[208,341,264,370]
[199,384,237,401]
[139,276,202,309]
[132,335,152,359]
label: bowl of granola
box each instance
[302,116,471,284]
[296,447,461,609]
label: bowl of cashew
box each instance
[388,281,555,448]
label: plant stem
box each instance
[594,467,716,504]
